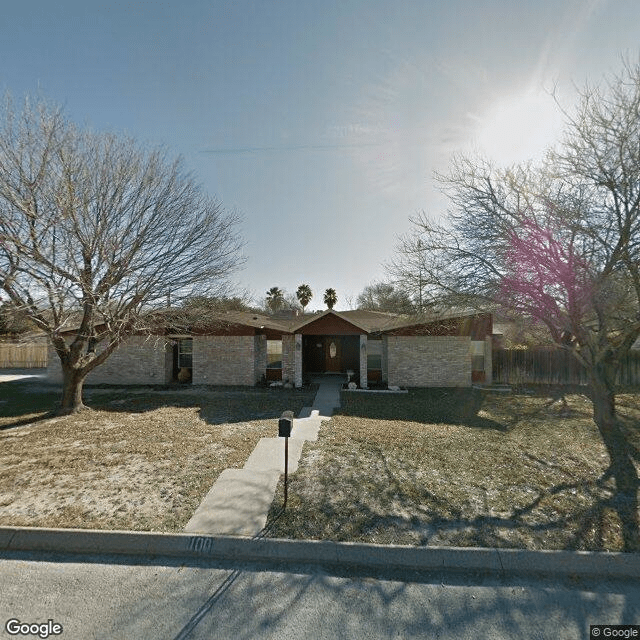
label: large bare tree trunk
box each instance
[59,366,87,415]
[589,366,639,551]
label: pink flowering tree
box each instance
[499,220,594,346]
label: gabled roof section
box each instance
[277,308,492,336]
[291,310,371,333]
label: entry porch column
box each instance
[359,335,368,389]
[294,334,302,388]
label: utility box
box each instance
[278,410,293,438]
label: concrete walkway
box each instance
[184,376,344,536]
[0,368,47,383]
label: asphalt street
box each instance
[1,551,639,640]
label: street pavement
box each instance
[1,550,639,640]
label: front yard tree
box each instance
[391,60,640,550]
[296,283,313,311]
[324,288,337,310]
[0,97,244,414]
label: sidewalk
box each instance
[184,376,343,536]
[0,367,47,383]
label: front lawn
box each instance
[0,379,317,532]
[266,387,640,551]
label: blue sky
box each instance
[1,0,637,309]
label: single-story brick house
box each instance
[46,309,493,388]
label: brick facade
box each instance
[193,335,256,385]
[281,335,296,386]
[45,312,489,388]
[381,336,389,383]
[386,335,471,387]
[294,334,302,387]
[47,335,169,385]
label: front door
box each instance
[324,338,342,372]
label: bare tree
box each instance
[180,293,256,313]
[356,281,415,314]
[283,292,302,312]
[390,60,640,550]
[0,96,244,414]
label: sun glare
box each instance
[472,88,566,165]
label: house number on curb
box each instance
[188,536,214,553]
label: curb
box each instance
[1,526,639,580]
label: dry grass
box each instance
[0,379,317,531]
[266,386,640,552]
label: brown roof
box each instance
[54,307,491,337]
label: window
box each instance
[471,341,485,371]
[266,340,283,369]
[367,339,382,371]
[178,338,193,369]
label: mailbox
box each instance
[278,410,293,438]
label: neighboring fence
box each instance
[493,348,640,386]
[0,343,48,368]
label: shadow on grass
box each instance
[0,379,60,430]
[266,456,628,552]
[0,378,319,429]
[336,387,507,431]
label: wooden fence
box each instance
[492,348,640,387]
[0,343,48,368]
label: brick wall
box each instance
[382,336,389,383]
[47,335,169,385]
[387,335,471,387]
[282,335,295,385]
[193,335,256,385]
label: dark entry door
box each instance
[324,338,342,372]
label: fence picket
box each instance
[0,343,48,368]
[493,348,640,386]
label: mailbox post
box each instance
[278,410,293,509]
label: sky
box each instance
[0,0,638,310]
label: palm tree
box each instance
[265,287,285,313]
[296,284,313,311]
[324,288,337,310]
